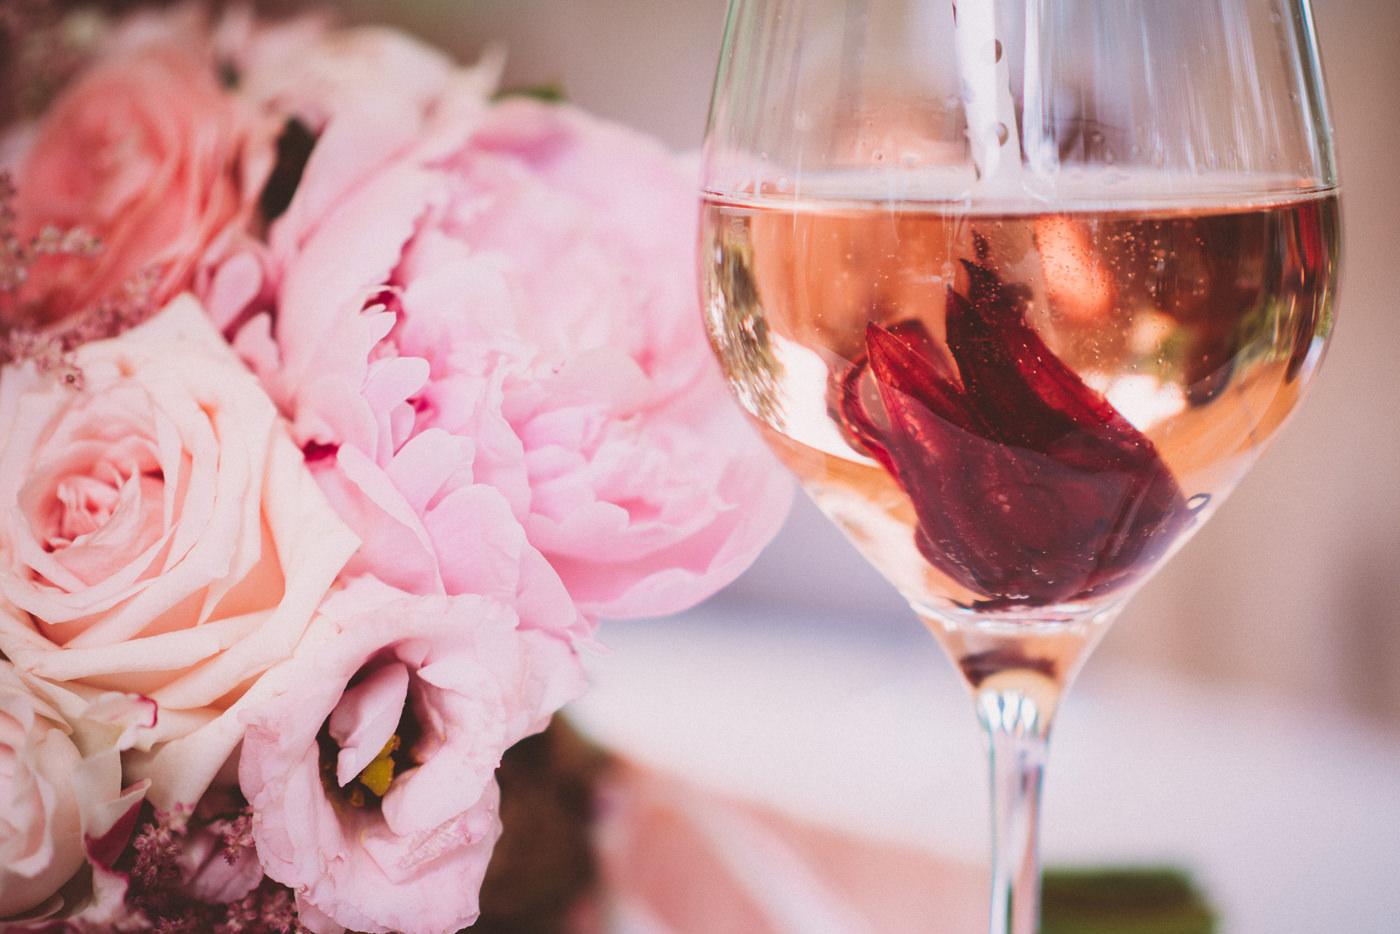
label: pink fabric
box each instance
[595,764,985,934]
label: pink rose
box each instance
[218,86,791,627]
[0,295,358,809]
[239,576,585,934]
[4,37,265,328]
[0,664,146,922]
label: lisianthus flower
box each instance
[1,33,267,331]
[239,576,586,934]
[0,295,358,809]
[212,66,792,628]
[840,245,1192,607]
[0,662,148,925]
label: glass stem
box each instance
[977,682,1055,934]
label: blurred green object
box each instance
[495,82,567,103]
[1040,867,1218,934]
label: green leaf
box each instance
[494,82,566,103]
[1040,866,1218,934]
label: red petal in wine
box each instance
[840,245,1193,608]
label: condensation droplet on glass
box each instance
[995,123,1009,146]
[775,175,790,192]
[872,149,886,162]
[993,39,1003,63]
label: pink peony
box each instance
[239,575,585,934]
[212,70,792,627]
[2,35,267,329]
[0,295,358,809]
[198,17,483,336]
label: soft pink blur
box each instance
[594,762,984,934]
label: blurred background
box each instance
[326,0,1400,730]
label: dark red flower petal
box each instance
[840,250,1193,608]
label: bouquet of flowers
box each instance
[0,3,793,931]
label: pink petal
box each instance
[329,661,410,787]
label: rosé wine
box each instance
[701,185,1338,680]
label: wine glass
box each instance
[698,0,1339,931]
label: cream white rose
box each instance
[0,295,358,808]
[0,661,146,922]
[0,661,85,919]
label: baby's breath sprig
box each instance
[1,171,162,383]
[120,803,313,934]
